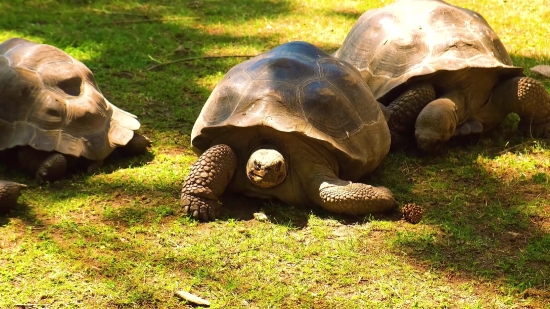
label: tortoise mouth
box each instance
[248,170,264,182]
[247,165,286,188]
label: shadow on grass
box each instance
[373,51,550,290]
[0,0,293,137]
[375,128,550,297]
[0,202,34,227]
[0,148,155,181]
[253,198,405,229]
[370,51,550,295]
[0,0,293,218]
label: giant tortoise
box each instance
[333,0,550,152]
[181,41,397,221]
[0,38,151,182]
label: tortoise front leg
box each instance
[181,144,237,221]
[17,147,68,182]
[318,178,397,216]
[307,171,398,216]
[385,83,436,149]
[489,77,550,137]
[118,133,152,156]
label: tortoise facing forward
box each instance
[181,41,397,221]
[334,0,550,152]
[0,38,151,182]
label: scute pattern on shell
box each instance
[191,41,391,181]
[333,0,521,101]
[0,38,140,161]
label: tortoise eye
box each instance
[276,162,282,171]
[254,161,261,170]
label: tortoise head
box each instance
[415,97,458,152]
[246,147,287,188]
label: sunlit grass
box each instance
[478,142,550,183]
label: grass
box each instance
[1,0,549,308]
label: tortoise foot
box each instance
[118,133,152,156]
[181,194,220,222]
[18,147,67,182]
[180,144,237,222]
[0,180,27,214]
[455,118,483,136]
[36,153,68,183]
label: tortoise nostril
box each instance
[57,76,82,96]
[46,107,61,118]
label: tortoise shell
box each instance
[0,38,140,161]
[191,41,390,181]
[333,0,523,101]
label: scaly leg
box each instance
[17,147,67,182]
[181,144,237,221]
[307,171,397,216]
[489,77,550,138]
[386,83,436,149]
[118,133,152,156]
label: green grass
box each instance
[1,0,550,308]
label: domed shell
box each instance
[0,38,140,160]
[333,0,523,100]
[192,41,390,180]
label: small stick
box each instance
[147,55,255,71]
[498,140,535,155]
[174,290,211,306]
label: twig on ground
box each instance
[174,290,211,306]
[498,140,535,155]
[147,55,256,71]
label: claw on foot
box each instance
[181,193,219,221]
